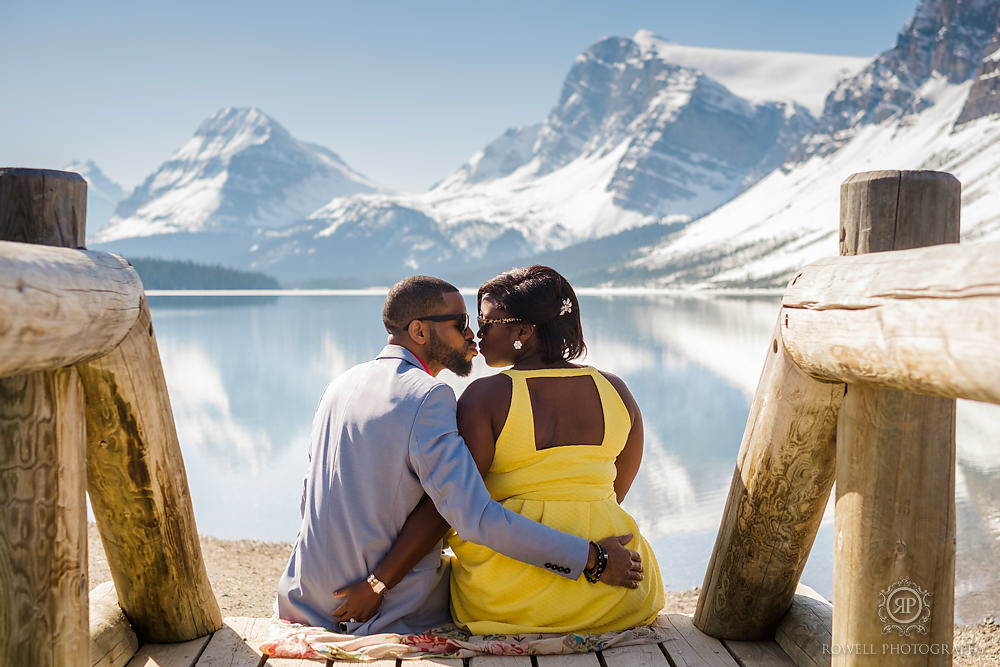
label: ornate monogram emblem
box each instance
[878,577,932,636]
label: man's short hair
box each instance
[383,276,460,334]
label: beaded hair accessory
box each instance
[559,298,573,316]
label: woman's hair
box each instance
[478,265,585,363]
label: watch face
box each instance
[367,574,386,594]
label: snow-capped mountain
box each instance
[98,107,378,243]
[616,0,1000,289]
[62,160,125,240]
[234,34,865,285]
[422,33,850,243]
[94,1,999,289]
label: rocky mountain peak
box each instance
[808,0,1000,145]
[956,13,1000,123]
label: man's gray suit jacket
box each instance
[276,345,588,634]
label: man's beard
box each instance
[427,328,473,377]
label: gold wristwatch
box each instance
[366,573,387,595]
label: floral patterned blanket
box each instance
[259,615,672,661]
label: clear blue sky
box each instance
[2,0,919,193]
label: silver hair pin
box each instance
[559,298,573,316]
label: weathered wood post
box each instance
[0,169,90,666]
[833,170,959,665]
[76,296,223,642]
[694,306,844,636]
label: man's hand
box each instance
[331,578,383,626]
[594,534,643,588]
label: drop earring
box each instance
[513,340,523,350]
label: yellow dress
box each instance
[448,366,664,635]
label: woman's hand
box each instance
[595,534,644,588]
[331,578,383,626]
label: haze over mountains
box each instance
[90,0,1000,288]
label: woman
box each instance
[329,266,662,634]
[447,265,663,634]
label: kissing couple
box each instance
[276,265,663,636]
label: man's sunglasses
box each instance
[409,313,470,333]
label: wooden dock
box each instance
[127,615,794,667]
[7,168,998,666]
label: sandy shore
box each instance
[87,524,999,664]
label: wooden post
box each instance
[694,316,844,639]
[833,170,959,665]
[76,297,223,642]
[0,169,89,666]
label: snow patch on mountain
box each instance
[630,31,870,115]
[625,75,1000,288]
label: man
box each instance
[276,276,641,634]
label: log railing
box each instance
[0,168,222,667]
[695,170,990,666]
[2,166,992,666]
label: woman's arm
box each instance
[456,375,509,476]
[602,371,644,503]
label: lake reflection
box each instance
[145,293,1000,624]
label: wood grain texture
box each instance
[0,168,87,248]
[534,653,601,666]
[774,585,832,667]
[78,298,223,643]
[601,643,669,666]
[721,638,796,666]
[839,171,959,255]
[660,614,740,666]
[834,386,955,665]
[781,239,1000,405]
[0,242,143,378]
[198,617,267,667]
[694,317,843,639]
[0,368,89,666]
[832,170,957,666]
[90,581,140,667]
[126,634,212,667]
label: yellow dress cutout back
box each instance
[448,366,664,634]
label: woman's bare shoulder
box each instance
[597,369,639,413]
[458,373,512,407]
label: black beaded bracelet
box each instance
[583,541,608,583]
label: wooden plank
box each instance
[660,614,739,667]
[127,634,212,667]
[0,242,143,379]
[774,585,831,667]
[469,655,533,666]
[78,296,223,643]
[601,643,669,665]
[780,239,1000,405]
[197,617,267,666]
[694,316,843,639]
[90,581,140,667]
[535,654,601,666]
[722,639,795,666]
